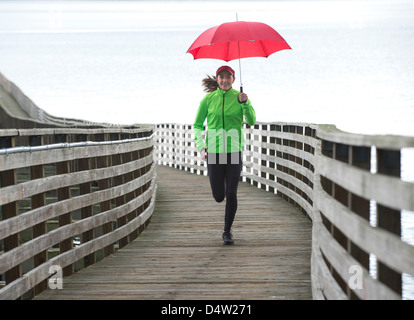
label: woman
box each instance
[193,65,256,245]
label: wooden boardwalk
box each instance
[35,165,312,300]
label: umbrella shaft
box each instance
[237,40,243,91]
[236,14,243,91]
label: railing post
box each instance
[185,124,191,172]
[0,136,21,291]
[268,124,276,194]
[96,133,114,257]
[129,132,140,242]
[199,124,207,176]
[261,124,267,190]
[376,148,402,295]
[29,135,48,295]
[55,133,73,277]
[280,125,290,203]
[349,146,371,275]
[76,134,95,267]
[293,126,302,204]
[252,124,259,188]
[333,143,351,294]
[122,133,134,243]
[275,124,283,198]
[111,133,128,249]
[160,124,166,166]
[244,123,252,184]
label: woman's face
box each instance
[216,71,235,91]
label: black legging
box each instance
[207,152,242,233]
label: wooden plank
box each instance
[14,127,153,137]
[0,178,157,300]
[0,166,156,275]
[314,180,414,277]
[0,137,153,171]
[0,152,153,205]
[315,217,400,299]
[317,124,414,150]
[316,153,414,211]
[0,160,155,239]
[35,165,312,300]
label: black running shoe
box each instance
[222,232,234,245]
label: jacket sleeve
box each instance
[193,96,208,152]
[242,99,256,126]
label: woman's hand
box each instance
[238,92,248,103]
[201,147,208,160]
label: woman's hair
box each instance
[202,74,218,93]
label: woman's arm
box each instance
[241,97,256,126]
[193,96,208,152]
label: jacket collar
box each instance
[216,87,234,96]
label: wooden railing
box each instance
[0,126,156,299]
[1,121,412,300]
[154,122,414,299]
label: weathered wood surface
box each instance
[35,165,312,300]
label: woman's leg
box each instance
[223,152,242,233]
[207,154,226,203]
[207,153,242,243]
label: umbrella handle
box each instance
[238,86,246,104]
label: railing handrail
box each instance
[316,124,414,149]
[0,127,154,138]
[0,132,154,155]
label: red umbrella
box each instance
[187,20,291,92]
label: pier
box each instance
[1,73,414,300]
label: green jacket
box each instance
[193,87,256,154]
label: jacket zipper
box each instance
[222,93,226,153]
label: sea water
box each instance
[0,0,413,299]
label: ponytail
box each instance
[202,74,218,93]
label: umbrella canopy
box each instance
[187,21,291,62]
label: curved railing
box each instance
[0,126,156,299]
[154,122,414,299]
[1,121,412,299]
